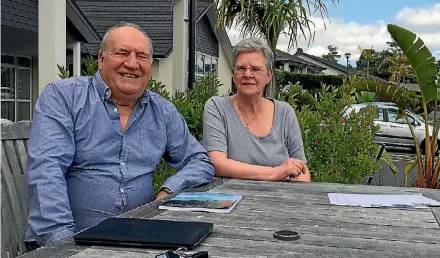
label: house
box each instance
[74,0,233,96]
[1,0,233,123]
[294,48,385,81]
[274,49,325,74]
[1,0,100,123]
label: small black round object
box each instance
[273,230,300,241]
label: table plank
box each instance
[17,178,440,258]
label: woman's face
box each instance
[233,51,273,97]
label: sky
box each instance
[226,0,440,66]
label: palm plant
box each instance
[387,55,412,85]
[353,24,439,189]
[358,46,373,78]
[215,0,338,98]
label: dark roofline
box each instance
[275,49,325,70]
[297,51,386,81]
[205,4,233,65]
[66,0,101,44]
[297,52,348,72]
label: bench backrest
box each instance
[1,121,31,258]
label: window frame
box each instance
[1,53,33,122]
[195,51,218,81]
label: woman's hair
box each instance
[99,22,153,58]
[232,37,274,70]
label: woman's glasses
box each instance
[233,66,266,76]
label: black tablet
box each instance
[73,217,213,250]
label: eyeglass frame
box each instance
[232,65,269,76]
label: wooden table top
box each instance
[19,178,440,257]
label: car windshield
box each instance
[411,112,423,122]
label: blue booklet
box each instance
[159,192,242,213]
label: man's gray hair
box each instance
[232,37,274,70]
[100,22,153,59]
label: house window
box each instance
[1,54,32,122]
[195,52,218,82]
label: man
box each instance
[25,23,214,246]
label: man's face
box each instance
[98,26,152,98]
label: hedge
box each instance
[275,70,344,91]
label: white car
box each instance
[342,102,439,153]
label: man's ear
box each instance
[97,51,104,68]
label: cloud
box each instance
[394,3,440,32]
[227,3,440,65]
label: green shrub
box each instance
[275,70,344,94]
[150,74,221,192]
[297,84,383,184]
[277,82,316,110]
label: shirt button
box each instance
[113,107,118,112]
[120,188,125,193]
[121,162,126,167]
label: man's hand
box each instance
[155,190,170,201]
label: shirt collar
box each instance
[92,71,150,105]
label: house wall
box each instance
[217,43,232,96]
[1,0,38,32]
[196,16,219,58]
[157,56,174,94]
[296,55,343,75]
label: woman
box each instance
[202,37,310,182]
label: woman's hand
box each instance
[271,158,308,181]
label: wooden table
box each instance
[19,178,440,257]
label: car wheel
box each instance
[420,139,440,154]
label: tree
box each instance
[387,55,412,85]
[322,45,341,62]
[353,24,439,189]
[215,0,339,98]
[357,46,374,78]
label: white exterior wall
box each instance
[156,56,174,94]
[297,55,343,75]
[38,0,66,93]
[172,0,188,94]
[217,44,232,96]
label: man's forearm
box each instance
[162,153,214,192]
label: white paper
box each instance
[327,193,440,208]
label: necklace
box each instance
[235,97,261,129]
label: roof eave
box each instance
[205,5,233,66]
[66,0,101,44]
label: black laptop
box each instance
[73,217,214,250]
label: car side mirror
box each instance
[411,121,421,126]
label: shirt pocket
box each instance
[141,127,167,165]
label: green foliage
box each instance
[322,45,341,62]
[147,79,171,100]
[82,56,98,76]
[356,91,379,103]
[277,82,316,110]
[215,0,338,97]
[356,41,418,83]
[275,70,344,93]
[297,84,383,184]
[358,24,440,188]
[150,74,221,192]
[57,64,70,79]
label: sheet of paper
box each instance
[327,193,440,208]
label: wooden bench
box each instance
[1,121,31,258]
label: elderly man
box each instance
[25,22,214,247]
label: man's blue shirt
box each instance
[26,72,214,244]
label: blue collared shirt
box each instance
[26,72,214,245]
